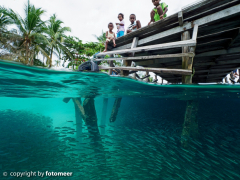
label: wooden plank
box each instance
[95,53,195,61]
[184,0,239,21]
[182,0,216,12]
[108,54,114,75]
[112,4,240,51]
[226,29,240,49]
[131,37,139,50]
[196,73,227,78]
[194,59,240,66]
[196,47,240,57]
[98,66,192,75]
[196,68,238,73]
[182,31,193,84]
[145,71,150,82]
[197,38,232,46]
[178,11,183,26]
[97,40,196,56]
[197,27,240,39]
[192,24,199,40]
[122,37,139,76]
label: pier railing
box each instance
[95,0,240,83]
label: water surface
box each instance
[0,60,240,180]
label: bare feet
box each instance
[103,49,107,52]
[114,43,116,47]
[148,21,153,26]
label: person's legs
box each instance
[113,39,116,47]
[127,29,132,34]
[117,32,120,38]
[104,41,109,52]
[119,31,124,37]
[157,6,163,17]
[151,10,155,22]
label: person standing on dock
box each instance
[127,14,142,34]
[116,13,125,38]
[103,23,116,52]
[148,0,168,25]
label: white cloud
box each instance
[2,0,197,43]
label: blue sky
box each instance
[1,0,198,43]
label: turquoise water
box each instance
[0,60,240,180]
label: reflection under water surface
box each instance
[0,60,240,179]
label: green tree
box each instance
[45,14,71,67]
[55,60,60,67]
[93,30,106,44]
[7,0,50,65]
[0,7,13,29]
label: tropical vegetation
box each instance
[0,0,105,68]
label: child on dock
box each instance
[127,14,142,34]
[116,13,125,38]
[148,0,168,25]
[104,23,116,52]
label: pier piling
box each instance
[181,100,199,148]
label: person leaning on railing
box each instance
[126,14,142,34]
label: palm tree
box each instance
[0,7,13,29]
[45,14,71,67]
[93,30,106,44]
[7,0,50,65]
[55,60,60,67]
[0,7,22,61]
[93,30,106,52]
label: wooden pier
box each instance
[97,0,240,84]
[64,0,240,149]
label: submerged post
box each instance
[72,98,83,145]
[109,98,122,123]
[100,98,108,135]
[180,25,199,148]
[181,100,199,148]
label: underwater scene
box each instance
[0,60,240,180]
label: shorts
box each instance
[112,71,117,75]
[117,31,124,38]
[106,38,111,42]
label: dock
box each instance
[97,0,240,84]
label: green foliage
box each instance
[149,77,153,82]
[63,35,104,67]
[44,14,71,67]
[33,58,45,66]
[2,1,50,65]
[0,1,106,68]
[0,8,13,29]
[93,30,106,45]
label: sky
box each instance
[1,0,198,43]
